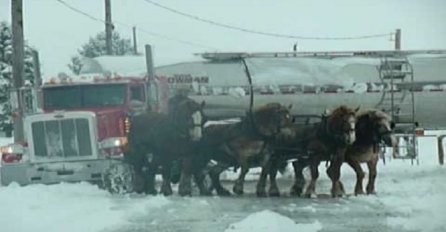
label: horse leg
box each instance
[366,156,378,194]
[233,159,249,195]
[178,158,193,196]
[256,151,272,197]
[209,163,231,196]
[268,159,281,197]
[193,171,212,196]
[145,162,158,195]
[346,158,365,195]
[132,169,146,194]
[303,159,319,198]
[124,145,149,194]
[160,161,173,196]
[188,157,212,196]
[290,160,306,196]
[256,162,269,197]
[327,149,346,198]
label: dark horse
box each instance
[124,95,206,196]
[343,109,395,195]
[266,105,358,198]
[197,103,293,196]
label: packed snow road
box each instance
[1,160,444,232]
[1,137,445,232]
[105,164,445,232]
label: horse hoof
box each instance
[163,191,173,196]
[216,188,231,196]
[199,189,213,196]
[256,191,267,198]
[178,187,191,197]
[269,191,280,197]
[290,190,301,197]
[162,186,173,196]
[179,191,191,197]
[366,190,376,195]
[331,191,344,198]
[331,183,345,198]
[233,187,244,195]
[146,189,158,195]
[233,189,244,195]
[354,189,365,196]
[178,188,191,197]
[290,185,303,197]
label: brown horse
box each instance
[197,103,293,196]
[123,95,206,196]
[266,105,358,198]
[344,109,396,195]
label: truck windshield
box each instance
[43,84,126,109]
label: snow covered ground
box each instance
[0,136,445,232]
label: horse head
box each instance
[249,103,293,139]
[168,96,206,141]
[356,110,396,147]
[326,105,358,145]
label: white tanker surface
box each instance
[155,53,446,129]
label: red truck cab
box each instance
[0,74,166,186]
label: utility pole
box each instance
[105,0,113,55]
[132,26,138,55]
[293,42,298,57]
[395,28,401,51]
[145,45,155,81]
[31,50,42,87]
[11,0,25,142]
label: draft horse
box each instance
[344,109,396,195]
[279,105,358,198]
[124,95,206,196]
[199,103,293,196]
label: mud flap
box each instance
[103,163,135,195]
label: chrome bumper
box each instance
[0,158,122,186]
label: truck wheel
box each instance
[103,163,135,194]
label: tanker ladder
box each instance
[377,55,418,165]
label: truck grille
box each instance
[31,118,93,159]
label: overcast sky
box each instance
[0,0,445,76]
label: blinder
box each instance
[375,120,394,146]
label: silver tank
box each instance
[155,51,446,129]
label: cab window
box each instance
[130,85,145,102]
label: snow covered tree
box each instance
[0,21,36,136]
[68,56,83,75]
[68,31,133,74]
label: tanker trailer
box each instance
[155,50,446,130]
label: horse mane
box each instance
[253,103,282,117]
[356,109,391,122]
[245,103,290,138]
[327,105,356,127]
[330,105,356,118]
[355,109,391,145]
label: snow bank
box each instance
[0,182,170,232]
[380,166,446,232]
[224,210,322,232]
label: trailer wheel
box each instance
[103,163,135,194]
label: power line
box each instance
[55,0,216,49]
[141,0,393,40]
[56,0,104,23]
[115,21,217,50]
